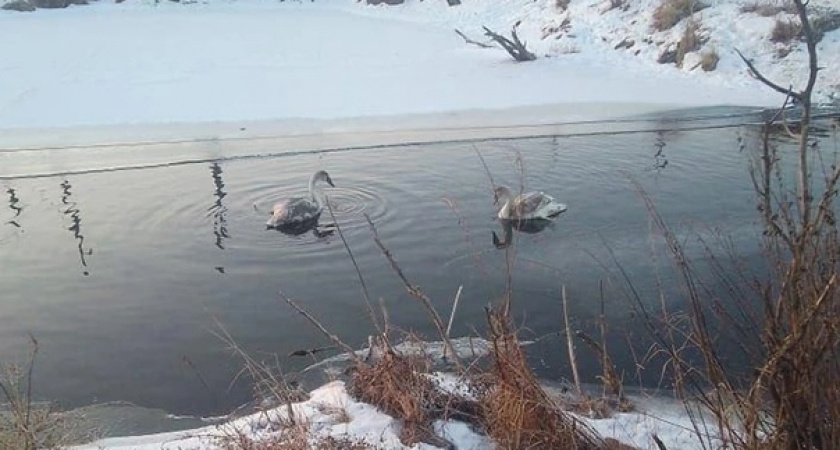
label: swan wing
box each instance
[267,197,322,227]
[511,192,551,216]
[511,192,566,219]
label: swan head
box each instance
[493,186,512,206]
[312,170,335,188]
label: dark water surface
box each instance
[0,108,827,420]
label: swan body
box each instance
[267,170,335,229]
[493,185,566,220]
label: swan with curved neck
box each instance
[493,185,567,221]
[267,170,335,229]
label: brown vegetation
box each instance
[348,346,442,447]
[699,48,719,71]
[676,20,704,67]
[770,17,802,43]
[478,307,606,450]
[218,425,374,450]
[0,338,75,450]
[652,0,707,31]
[643,1,840,447]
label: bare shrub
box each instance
[652,0,707,31]
[218,425,374,450]
[478,307,606,450]
[349,346,439,446]
[771,17,802,42]
[740,1,796,16]
[644,1,840,446]
[556,0,571,10]
[0,338,74,450]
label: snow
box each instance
[2,0,836,144]
[69,376,722,450]
[70,381,494,450]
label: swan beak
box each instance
[326,176,335,188]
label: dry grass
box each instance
[740,1,796,16]
[477,307,606,450]
[770,18,802,43]
[652,0,707,31]
[676,20,704,67]
[349,345,437,446]
[217,424,374,450]
[0,338,77,450]
[625,110,840,448]
[699,48,719,71]
[347,336,481,448]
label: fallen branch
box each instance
[483,23,536,61]
[454,29,494,48]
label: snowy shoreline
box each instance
[3,0,835,141]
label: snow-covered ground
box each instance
[63,338,716,450]
[70,379,710,450]
[1,0,837,143]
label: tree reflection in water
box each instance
[6,187,23,229]
[60,180,92,276]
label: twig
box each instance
[443,285,463,362]
[473,144,496,192]
[325,197,382,334]
[734,48,802,102]
[562,285,582,395]
[446,285,463,339]
[281,292,361,364]
[363,213,463,371]
[454,29,494,48]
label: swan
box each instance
[267,170,335,229]
[493,185,567,221]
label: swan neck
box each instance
[309,180,325,208]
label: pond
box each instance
[0,107,821,422]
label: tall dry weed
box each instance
[478,307,606,450]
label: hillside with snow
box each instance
[0,0,837,139]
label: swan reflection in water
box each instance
[492,218,557,249]
[268,216,336,238]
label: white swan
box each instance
[493,185,567,220]
[267,170,335,228]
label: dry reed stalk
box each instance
[348,347,440,447]
[562,285,583,395]
[363,213,463,371]
[324,198,382,335]
[480,307,606,450]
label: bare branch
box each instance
[735,48,802,102]
[483,24,536,61]
[454,29,493,48]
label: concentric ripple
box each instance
[320,185,389,232]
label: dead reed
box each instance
[478,306,606,450]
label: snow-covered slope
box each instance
[2,0,834,136]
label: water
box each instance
[0,109,823,422]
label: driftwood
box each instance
[454,29,494,48]
[483,23,536,61]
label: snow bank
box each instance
[70,378,716,450]
[2,0,826,143]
